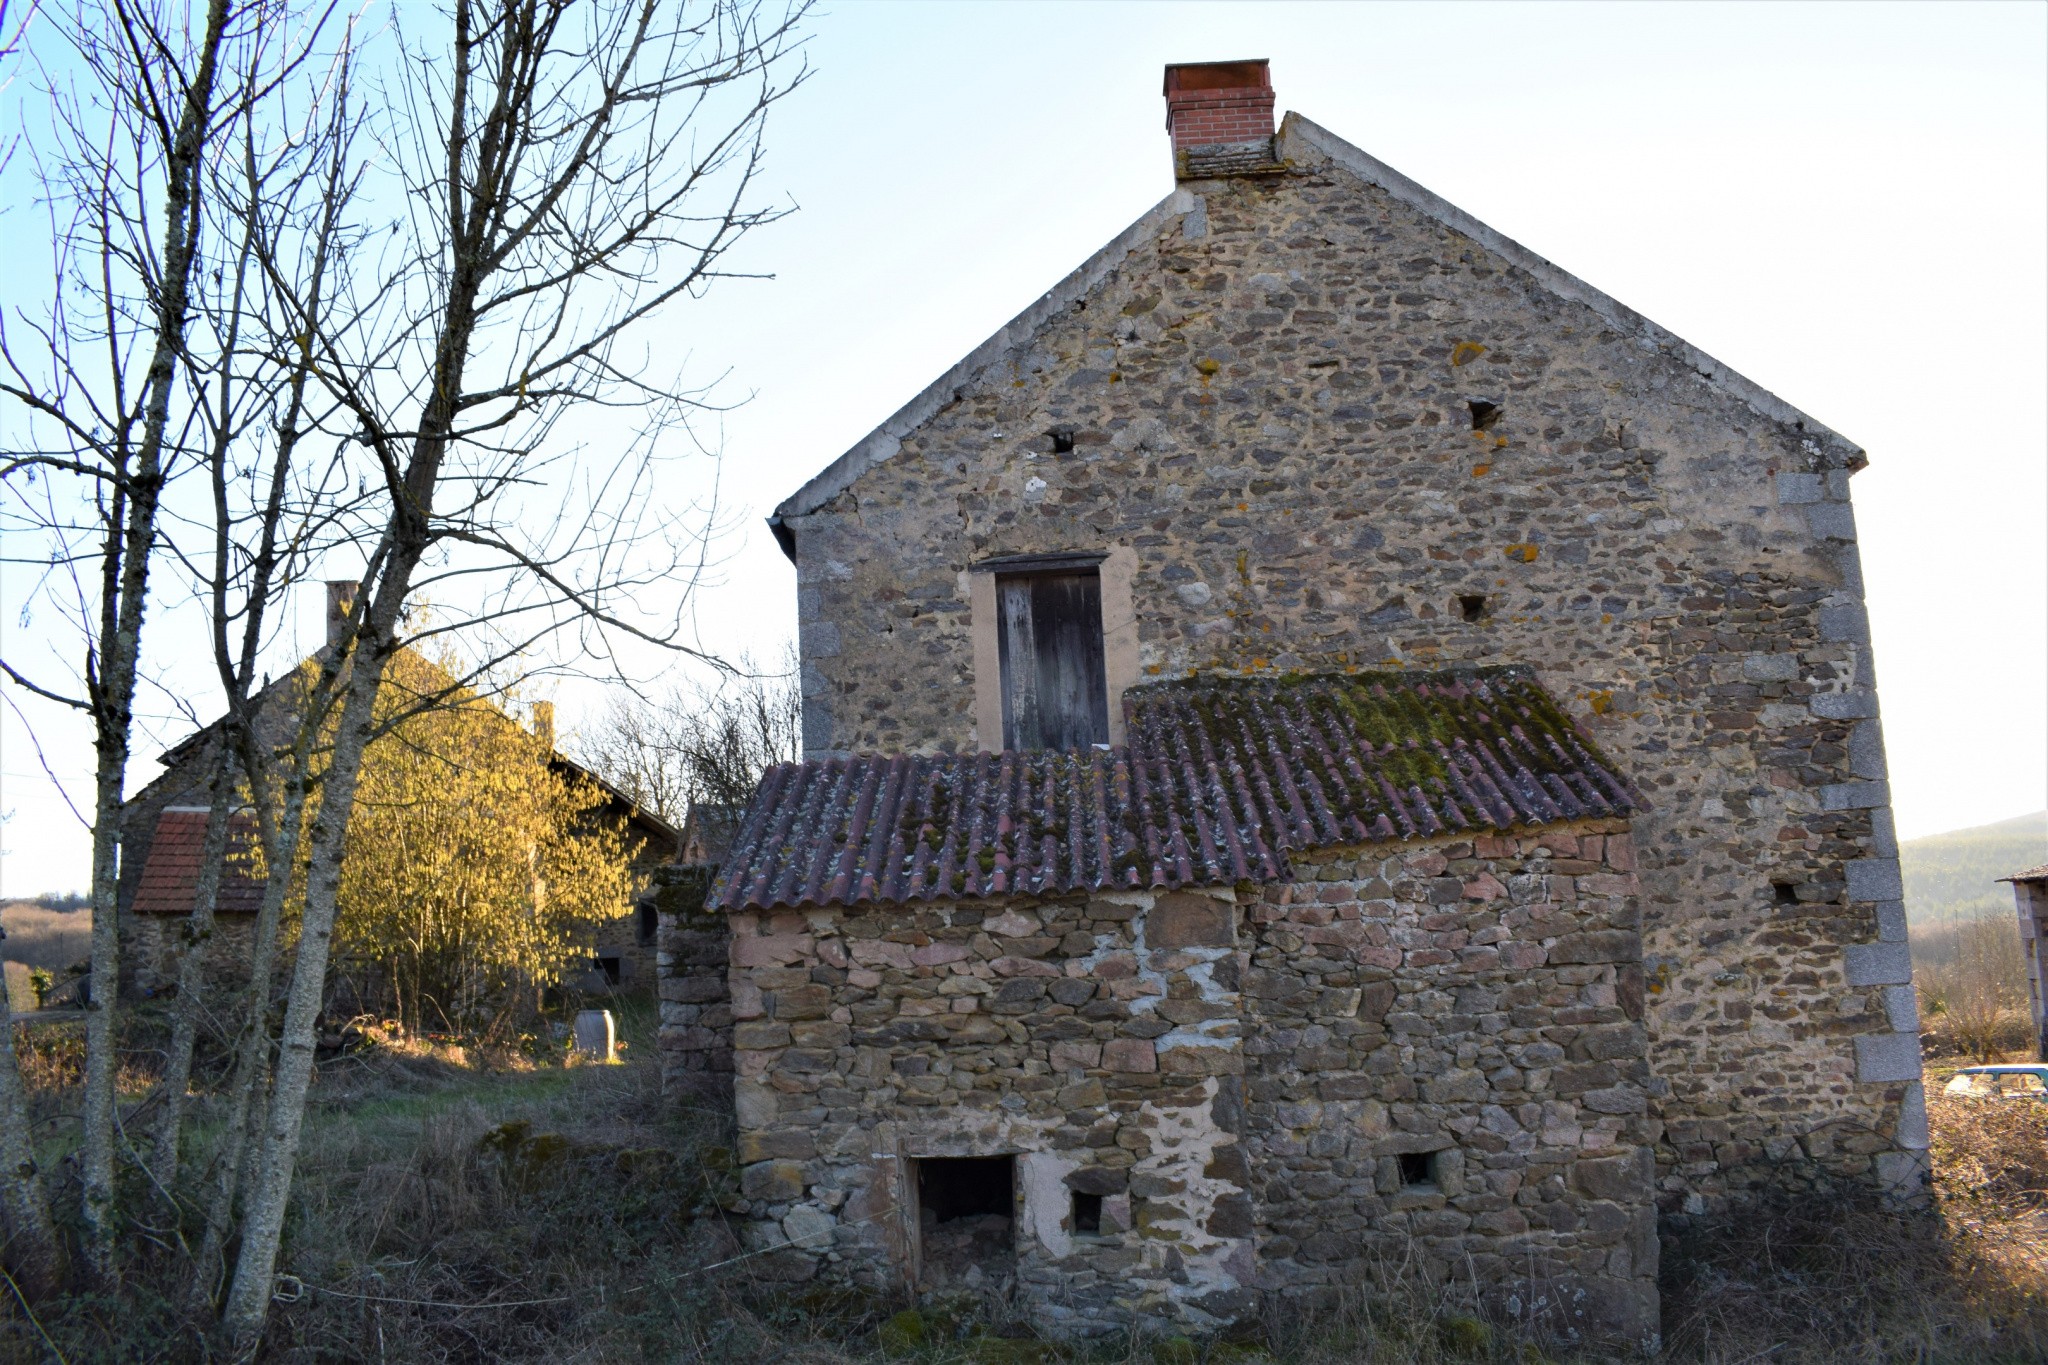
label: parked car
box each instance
[1943,1064,2048,1100]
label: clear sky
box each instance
[2,1,2044,894]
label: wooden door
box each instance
[995,571,1109,751]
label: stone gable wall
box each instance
[779,139,1921,1210]
[1244,821,1655,1342]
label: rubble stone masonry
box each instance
[722,824,1659,1342]
[778,115,1922,1214]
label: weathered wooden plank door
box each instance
[996,571,1108,751]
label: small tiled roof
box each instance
[132,808,265,915]
[709,666,1634,913]
[2003,865,2048,884]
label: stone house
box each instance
[2005,864,2048,1061]
[120,582,678,1000]
[660,61,1921,1343]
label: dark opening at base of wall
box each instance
[914,1155,1015,1290]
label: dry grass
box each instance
[1661,1085,2048,1365]
[5,1015,2044,1364]
[0,900,92,974]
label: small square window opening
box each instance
[1467,399,1503,432]
[1048,428,1076,454]
[1071,1191,1103,1235]
[1772,882,1800,908]
[1458,594,1487,622]
[1397,1151,1435,1188]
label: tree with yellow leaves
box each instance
[331,650,633,1035]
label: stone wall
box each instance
[120,910,260,1000]
[725,886,1257,1338]
[653,864,735,1106]
[1244,821,1656,1342]
[721,823,1669,1343]
[777,116,1921,1211]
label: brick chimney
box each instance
[1163,59,1276,176]
[324,579,358,651]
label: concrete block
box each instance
[1805,503,1858,542]
[1809,691,1879,720]
[1775,472,1823,504]
[1844,941,1912,987]
[1742,653,1800,682]
[1883,985,1920,1033]
[1853,1031,1922,1084]
[1846,857,1904,902]
[1875,900,1908,943]
[1819,605,1870,642]
[1894,1081,1930,1150]
[1820,780,1888,811]
[1848,719,1887,780]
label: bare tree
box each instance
[0,0,281,1287]
[578,645,801,824]
[207,3,808,1350]
[1920,907,2028,1063]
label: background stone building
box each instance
[664,60,1922,1342]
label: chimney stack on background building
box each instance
[532,700,555,751]
[1163,59,1275,168]
[325,580,358,651]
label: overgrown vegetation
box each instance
[1903,810,2046,1061]
[5,1010,2041,1364]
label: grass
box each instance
[4,1006,2044,1364]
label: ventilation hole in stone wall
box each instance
[1049,428,1076,454]
[1072,1191,1102,1235]
[1459,594,1487,622]
[1773,881,1800,907]
[1398,1151,1435,1188]
[1467,399,1503,432]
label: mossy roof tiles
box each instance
[708,666,1635,913]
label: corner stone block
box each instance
[1883,984,1920,1033]
[1853,1032,1923,1084]
[1848,720,1888,781]
[1809,691,1879,720]
[1843,941,1912,987]
[1805,503,1858,542]
[1895,1081,1930,1150]
[1875,900,1908,943]
[1819,604,1870,642]
[1846,858,1904,903]
[1775,472,1823,504]
[1820,780,1888,812]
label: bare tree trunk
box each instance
[221,573,421,1352]
[148,747,238,1191]
[0,984,65,1299]
[75,0,238,1284]
[190,769,307,1313]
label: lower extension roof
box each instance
[708,666,1636,914]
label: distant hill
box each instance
[1901,810,2048,932]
